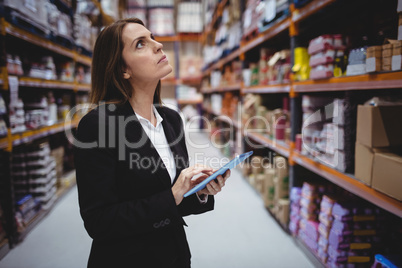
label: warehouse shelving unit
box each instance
[201,0,402,265]
[0,0,115,259]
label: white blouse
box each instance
[135,106,207,203]
[135,106,177,183]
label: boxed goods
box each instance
[372,152,402,201]
[3,0,49,34]
[354,142,385,186]
[399,13,402,40]
[356,104,402,148]
[346,47,367,76]
[276,198,290,226]
[392,40,402,70]
[366,46,382,73]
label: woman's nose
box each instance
[154,40,163,52]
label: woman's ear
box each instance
[123,72,130,79]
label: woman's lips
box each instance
[158,55,167,64]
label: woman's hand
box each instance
[172,164,213,205]
[197,169,231,197]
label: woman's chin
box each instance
[159,66,173,79]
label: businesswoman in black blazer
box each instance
[73,18,230,267]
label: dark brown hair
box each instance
[90,18,161,105]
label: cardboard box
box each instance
[392,41,402,55]
[382,44,392,57]
[366,57,382,73]
[275,198,290,226]
[382,65,392,71]
[392,55,402,71]
[367,46,382,58]
[399,25,402,41]
[372,152,402,201]
[356,105,402,148]
[354,142,390,186]
[382,56,392,66]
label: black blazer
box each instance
[74,102,214,268]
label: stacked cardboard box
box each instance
[354,103,402,201]
[243,154,289,226]
[366,46,382,73]
[391,40,402,71]
[398,1,402,40]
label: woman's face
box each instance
[121,23,172,84]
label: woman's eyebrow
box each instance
[130,36,145,47]
[130,33,154,47]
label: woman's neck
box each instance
[129,83,158,125]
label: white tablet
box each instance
[183,151,254,197]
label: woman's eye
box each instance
[136,40,145,48]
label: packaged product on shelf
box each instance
[101,0,119,19]
[24,96,50,129]
[309,49,337,68]
[177,2,202,33]
[242,0,263,39]
[292,47,310,81]
[148,8,175,36]
[9,99,26,134]
[275,198,290,226]
[250,63,259,86]
[372,151,402,201]
[298,227,318,253]
[267,50,291,84]
[346,47,367,76]
[354,142,390,186]
[289,187,302,236]
[262,169,275,209]
[391,40,402,71]
[15,194,41,230]
[59,61,75,82]
[399,12,402,40]
[3,0,49,34]
[333,50,348,77]
[356,102,402,148]
[273,156,288,201]
[366,46,382,73]
[73,13,96,53]
[309,64,334,80]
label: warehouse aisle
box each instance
[0,131,313,268]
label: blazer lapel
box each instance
[120,102,172,188]
[158,107,188,183]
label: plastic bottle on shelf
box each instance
[7,54,16,75]
[14,56,24,76]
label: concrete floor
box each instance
[0,131,314,268]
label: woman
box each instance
[73,18,230,267]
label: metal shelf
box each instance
[11,120,79,147]
[291,0,336,23]
[0,137,8,150]
[4,22,91,66]
[292,236,326,268]
[178,77,202,85]
[201,84,241,93]
[17,173,76,243]
[245,132,290,158]
[214,114,241,129]
[242,83,291,94]
[293,72,402,92]
[240,18,290,54]
[177,99,203,105]
[292,152,402,217]
[19,77,90,91]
